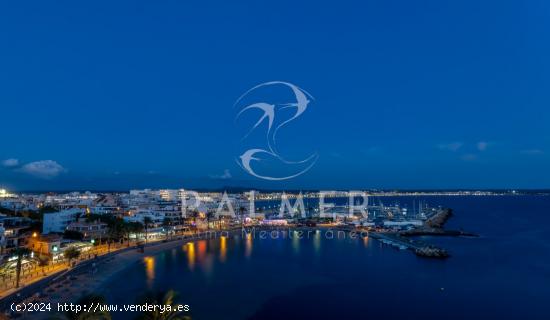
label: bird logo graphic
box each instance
[234,81,319,181]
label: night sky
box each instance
[1,1,549,191]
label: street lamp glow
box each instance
[0,189,14,198]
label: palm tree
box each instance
[172,216,183,236]
[13,247,31,288]
[122,222,144,247]
[63,247,81,268]
[218,213,223,230]
[122,222,133,247]
[135,290,190,320]
[162,218,171,240]
[190,210,199,231]
[37,256,49,276]
[205,212,214,230]
[143,217,153,244]
[106,218,124,252]
[238,206,247,229]
[121,222,129,247]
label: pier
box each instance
[370,232,449,258]
[399,208,478,237]
[367,208,477,259]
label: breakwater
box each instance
[370,232,449,258]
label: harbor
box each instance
[369,208,477,258]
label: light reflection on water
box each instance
[183,238,225,277]
[198,240,214,277]
[104,196,550,320]
[313,230,321,255]
[245,232,252,257]
[197,240,207,258]
[220,236,227,262]
[143,256,155,288]
[183,242,195,270]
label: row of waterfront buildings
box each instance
[0,187,456,267]
[0,189,252,262]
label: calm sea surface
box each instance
[103,196,550,319]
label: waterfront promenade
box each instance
[0,209,469,317]
[0,229,238,316]
[0,234,196,304]
[0,243,118,298]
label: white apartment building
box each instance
[130,189,185,202]
[123,209,166,225]
[42,208,85,234]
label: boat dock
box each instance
[370,232,449,258]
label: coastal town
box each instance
[0,187,488,315]
[0,0,547,317]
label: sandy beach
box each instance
[8,236,202,319]
[54,238,195,301]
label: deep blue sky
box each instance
[1,0,549,191]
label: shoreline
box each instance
[1,214,473,316]
[85,238,195,296]
[47,236,224,302]
[1,230,244,317]
[0,238,190,317]
[1,226,357,312]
